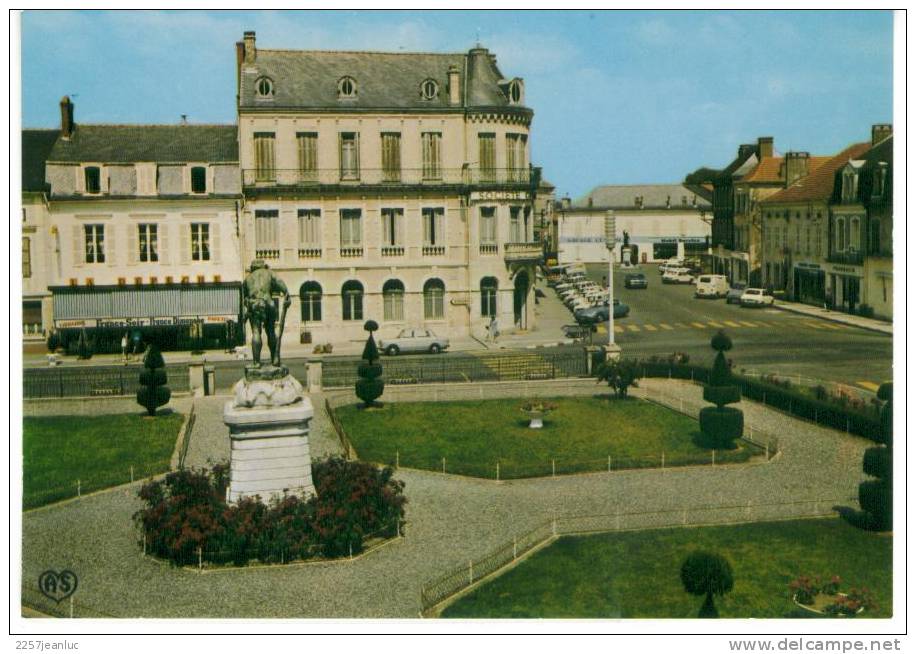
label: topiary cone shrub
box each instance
[680,550,734,618]
[355,320,384,408]
[137,344,171,417]
[76,328,93,360]
[859,382,892,530]
[699,331,743,449]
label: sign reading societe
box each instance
[470,191,529,201]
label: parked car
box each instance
[658,258,686,274]
[739,288,775,307]
[662,268,695,284]
[574,299,630,324]
[624,273,648,289]
[695,274,729,298]
[379,328,450,355]
[725,282,748,304]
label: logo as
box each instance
[38,570,78,603]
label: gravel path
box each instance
[21,379,873,618]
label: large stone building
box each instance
[39,97,245,353]
[234,32,543,345]
[556,184,711,265]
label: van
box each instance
[695,274,729,298]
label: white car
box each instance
[379,328,450,355]
[662,268,695,284]
[695,274,729,298]
[739,288,775,307]
[659,259,686,274]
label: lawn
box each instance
[23,412,185,509]
[441,518,893,619]
[334,396,753,479]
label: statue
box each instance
[623,230,630,247]
[241,260,291,369]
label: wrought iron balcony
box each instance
[503,242,543,264]
[242,167,534,189]
[827,250,864,266]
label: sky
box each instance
[19,9,894,198]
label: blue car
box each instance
[574,299,630,324]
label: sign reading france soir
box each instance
[54,315,238,329]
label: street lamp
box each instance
[605,211,621,360]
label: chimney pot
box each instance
[59,96,74,139]
[447,64,461,106]
[243,30,256,63]
[871,123,892,145]
[757,136,774,158]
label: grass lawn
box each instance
[441,518,893,619]
[334,396,752,478]
[23,412,185,509]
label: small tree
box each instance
[76,328,93,360]
[699,331,743,449]
[680,551,734,618]
[859,382,892,530]
[595,358,641,399]
[355,320,384,408]
[46,331,60,353]
[137,344,171,417]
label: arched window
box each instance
[850,217,860,251]
[338,76,357,98]
[382,279,405,322]
[342,280,363,321]
[255,77,274,98]
[836,217,846,251]
[480,277,498,318]
[300,281,322,322]
[420,79,439,100]
[508,79,522,104]
[423,278,445,319]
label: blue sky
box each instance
[20,9,893,197]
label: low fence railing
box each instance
[420,497,854,614]
[23,363,190,399]
[325,398,358,460]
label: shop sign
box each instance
[56,315,237,329]
[828,265,861,275]
[795,262,821,270]
[54,319,97,329]
[470,191,529,202]
[559,236,606,244]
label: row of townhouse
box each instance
[20,31,545,353]
[694,124,892,320]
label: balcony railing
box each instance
[340,247,364,258]
[422,245,446,256]
[243,167,534,188]
[298,247,322,259]
[503,242,544,264]
[255,248,280,260]
[23,323,44,337]
[479,244,498,255]
[381,246,405,257]
[827,250,864,266]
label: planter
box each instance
[793,593,865,617]
[522,409,547,429]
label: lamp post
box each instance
[605,211,621,360]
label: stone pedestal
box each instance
[604,343,622,362]
[223,366,316,503]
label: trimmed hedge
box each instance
[636,361,882,442]
[699,407,743,449]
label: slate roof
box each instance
[22,128,58,192]
[46,124,239,163]
[239,47,526,112]
[763,142,872,204]
[573,184,712,210]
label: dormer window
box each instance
[338,76,357,98]
[85,166,101,194]
[421,79,439,100]
[190,166,207,194]
[255,77,274,98]
[841,168,859,203]
[508,79,522,104]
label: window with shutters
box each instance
[480,277,498,317]
[342,280,363,321]
[478,133,495,182]
[84,224,105,263]
[22,237,31,278]
[381,133,401,182]
[506,134,527,181]
[255,210,279,259]
[138,224,159,262]
[383,279,405,322]
[190,166,207,194]
[509,206,523,242]
[339,209,362,255]
[299,281,322,322]
[479,206,497,252]
[381,208,404,253]
[421,132,441,180]
[191,223,210,261]
[423,278,445,319]
[339,132,359,180]
[297,209,321,256]
[297,133,318,182]
[85,167,101,194]
[835,217,846,252]
[422,207,445,254]
[253,133,276,182]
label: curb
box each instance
[772,303,892,336]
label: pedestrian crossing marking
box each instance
[856,381,880,392]
[707,321,725,328]
[673,323,689,329]
[723,320,742,328]
[690,322,707,329]
[596,325,607,334]
[643,324,658,331]
[819,323,843,330]
[626,324,640,332]
[659,323,675,330]
[738,321,758,327]
[802,321,824,330]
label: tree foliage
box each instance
[680,550,734,618]
[356,320,384,407]
[859,382,892,531]
[595,358,641,399]
[137,344,171,417]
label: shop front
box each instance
[51,284,242,354]
[826,264,865,315]
[792,263,825,307]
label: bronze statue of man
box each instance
[241,260,291,367]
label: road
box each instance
[577,263,892,390]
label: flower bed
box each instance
[789,575,875,617]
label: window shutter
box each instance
[395,211,404,246]
[211,223,221,263]
[354,133,360,177]
[73,225,83,266]
[181,224,191,264]
[158,224,168,264]
[436,210,445,247]
[338,134,344,173]
[423,211,431,244]
[340,214,349,248]
[128,224,138,265]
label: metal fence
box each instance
[420,497,854,615]
[21,585,118,619]
[325,397,358,460]
[322,348,589,388]
[23,363,190,398]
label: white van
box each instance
[695,274,729,298]
[658,259,686,274]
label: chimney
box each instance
[871,123,892,145]
[562,194,571,210]
[757,136,774,158]
[59,95,74,139]
[447,64,461,105]
[738,144,756,160]
[235,40,245,93]
[784,151,810,187]
[243,30,256,63]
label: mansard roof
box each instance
[22,128,58,192]
[46,124,239,164]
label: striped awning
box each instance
[52,284,240,320]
